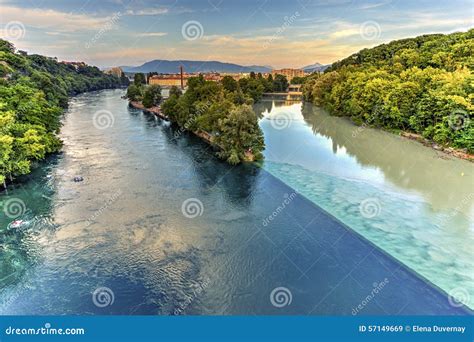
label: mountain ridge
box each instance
[121,60,273,73]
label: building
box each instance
[148,75,188,88]
[60,61,86,70]
[104,67,124,77]
[271,68,306,79]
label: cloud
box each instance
[125,8,169,16]
[1,5,119,32]
[136,32,168,37]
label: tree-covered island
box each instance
[126,73,268,165]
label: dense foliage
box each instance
[159,76,265,164]
[0,39,126,187]
[125,74,163,108]
[303,29,473,152]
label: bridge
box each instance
[263,84,302,100]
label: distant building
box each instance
[271,68,306,79]
[60,61,86,70]
[104,67,124,77]
[220,73,249,81]
[149,75,188,88]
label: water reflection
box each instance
[256,99,473,218]
[257,99,474,309]
[300,103,474,217]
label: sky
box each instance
[0,0,472,69]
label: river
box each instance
[0,89,472,315]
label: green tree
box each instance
[221,76,238,92]
[133,73,146,86]
[273,74,289,92]
[142,85,162,108]
[214,105,265,164]
[126,84,143,102]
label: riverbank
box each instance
[128,100,255,162]
[400,132,473,162]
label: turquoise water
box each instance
[257,100,474,309]
[0,90,471,315]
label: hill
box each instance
[121,60,272,74]
[303,29,473,153]
[301,62,330,73]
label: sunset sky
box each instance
[1,0,472,69]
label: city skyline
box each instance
[1,0,473,69]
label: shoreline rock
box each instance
[400,132,473,162]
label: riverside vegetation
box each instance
[126,73,277,164]
[302,29,473,153]
[0,39,128,188]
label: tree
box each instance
[169,85,182,98]
[290,76,306,84]
[214,105,265,164]
[302,29,474,152]
[120,72,130,86]
[142,85,162,108]
[221,76,238,92]
[0,38,122,187]
[126,84,143,102]
[159,76,266,164]
[273,74,289,92]
[133,73,146,86]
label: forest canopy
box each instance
[302,29,473,152]
[0,39,126,187]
